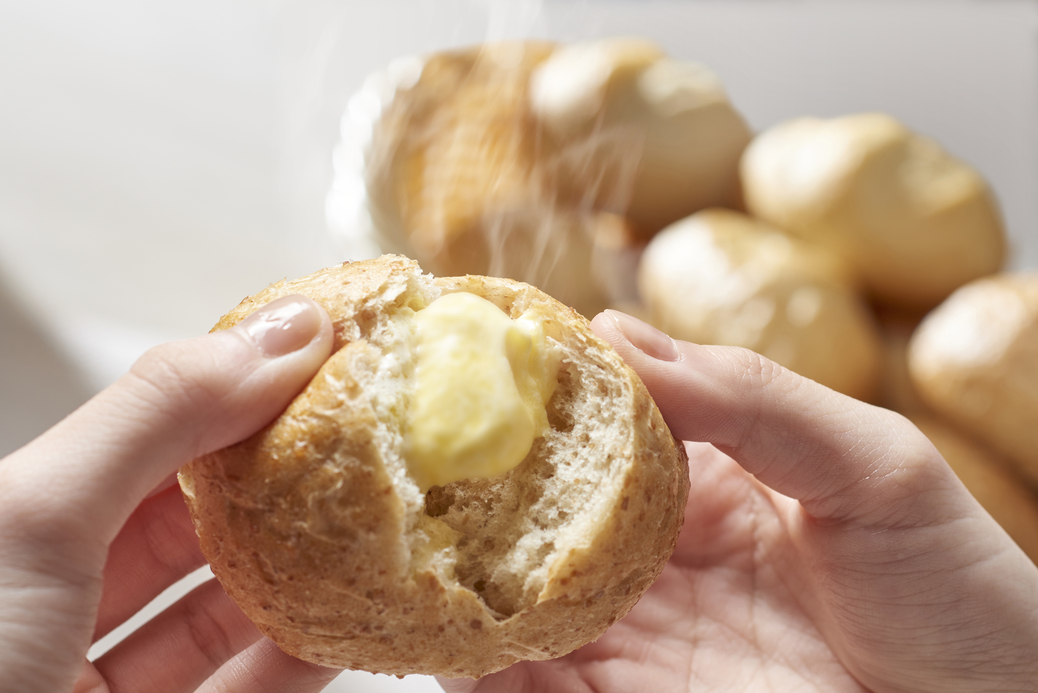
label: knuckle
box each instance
[728,347,788,448]
[125,341,232,434]
[131,343,200,403]
[870,414,959,519]
[738,348,786,392]
[820,410,955,526]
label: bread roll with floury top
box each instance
[638,209,882,401]
[908,273,1038,485]
[177,255,689,678]
[355,40,751,317]
[740,113,1006,309]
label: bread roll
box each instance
[528,37,752,237]
[740,113,1006,309]
[913,416,1038,564]
[362,40,750,317]
[365,42,624,318]
[873,307,931,415]
[908,273,1038,485]
[178,255,689,678]
[638,209,882,401]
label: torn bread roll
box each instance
[178,255,690,678]
[908,273,1038,485]
[638,209,882,401]
[360,40,750,316]
[740,113,1006,309]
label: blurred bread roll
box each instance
[873,307,931,415]
[740,113,1006,309]
[638,209,882,401]
[366,43,616,317]
[363,40,750,317]
[913,416,1038,564]
[908,273,1038,484]
[529,37,752,237]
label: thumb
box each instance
[0,294,334,559]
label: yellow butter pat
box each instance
[405,292,559,490]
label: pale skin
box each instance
[0,299,1036,692]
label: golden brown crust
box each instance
[638,209,882,401]
[741,113,1006,310]
[179,255,689,677]
[908,273,1038,485]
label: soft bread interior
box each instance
[355,274,634,619]
[424,350,632,618]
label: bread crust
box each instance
[178,255,689,677]
[740,113,1006,309]
[908,273,1038,485]
[638,209,882,401]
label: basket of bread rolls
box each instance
[183,37,1038,679]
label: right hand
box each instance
[444,311,1038,693]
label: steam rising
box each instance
[326,30,750,317]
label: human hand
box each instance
[0,295,343,693]
[443,310,1038,693]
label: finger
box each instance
[437,661,572,693]
[76,640,341,693]
[437,677,479,693]
[198,638,340,693]
[72,660,104,693]
[92,578,262,692]
[591,310,969,527]
[0,294,333,560]
[93,485,206,641]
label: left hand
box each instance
[0,295,343,693]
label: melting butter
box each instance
[405,292,559,491]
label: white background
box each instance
[1,1,1036,691]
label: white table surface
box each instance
[1,1,1036,691]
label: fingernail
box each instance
[604,309,681,362]
[239,295,323,357]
